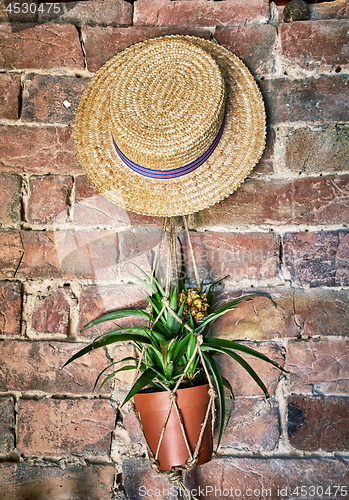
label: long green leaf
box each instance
[93,357,136,391]
[222,376,235,427]
[82,309,153,331]
[121,367,158,406]
[206,346,270,399]
[63,332,152,368]
[98,365,137,391]
[202,338,287,373]
[202,352,225,449]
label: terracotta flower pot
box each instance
[134,383,212,471]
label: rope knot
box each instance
[146,303,152,314]
[196,334,203,346]
[169,391,177,403]
[162,297,169,307]
[185,456,198,470]
[208,388,217,398]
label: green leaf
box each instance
[202,338,287,373]
[93,357,136,391]
[206,345,270,399]
[202,352,225,449]
[222,376,235,427]
[82,309,153,331]
[121,367,158,406]
[98,365,137,392]
[62,332,152,368]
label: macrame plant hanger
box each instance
[130,215,217,500]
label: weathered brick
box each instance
[38,0,132,27]
[0,281,21,335]
[31,288,70,335]
[215,24,277,76]
[283,230,349,287]
[0,340,113,393]
[287,339,349,395]
[260,75,349,124]
[288,396,349,451]
[79,283,147,339]
[220,397,280,451]
[286,124,349,175]
[0,23,84,70]
[0,125,82,174]
[0,0,38,22]
[21,74,89,124]
[184,458,349,500]
[0,172,22,225]
[74,175,160,226]
[179,231,279,282]
[0,73,20,120]
[17,398,116,456]
[0,231,24,279]
[310,0,349,21]
[210,287,349,341]
[0,462,115,500]
[134,0,270,27]
[15,229,118,280]
[123,459,174,500]
[82,26,212,73]
[216,343,285,397]
[281,20,349,71]
[0,397,15,454]
[28,175,73,224]
[194,175,349,228]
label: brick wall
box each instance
[0,0,349,498]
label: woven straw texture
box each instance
[75,35,266,217]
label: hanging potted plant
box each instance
[64,267,287,471]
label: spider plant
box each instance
[64,268,286,447]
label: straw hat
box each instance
[75,35,266,217]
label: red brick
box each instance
[31,288,70,335]
[215,344,285,397]
[220,397,280,451]
[134,0,270,27]
[185,457,349,499]
[288,396,349,451]
[211,287,349,341]
[0,0,38,22]
[74,175,160,226]
[286,124,349,175]
[82,26,212,72]
[283,230,349,287]
[79,283,147,339]
[28,175,73,224]
[310,0,349,21]
[0,73,20,120]
[17,398,116,457]
[0,340,113,393]
[179,231,279,282]
[194,175,349,227]
[15,229,118,280]
[0,462,115,500]
[38,0,132,27]
[0,125,82,175]
[0,281,21,335]
[287,339,349,395]
[0,173,22,224]
[281,20,349,71]
[215,24,277,76]
[123,459,174,500]
[0,23,84,70]
[260,74,349,124]
[0,398,15,454]
[21,74,89,124]
[0,231,24,279]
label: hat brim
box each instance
[74,35,266,217]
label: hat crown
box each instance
[109,37,225,171]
